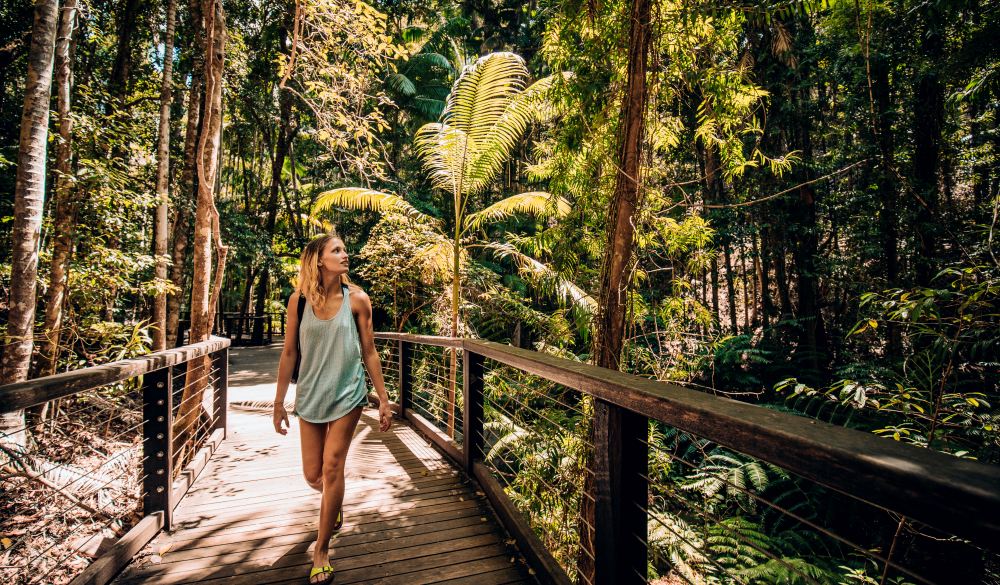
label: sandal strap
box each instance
[309,565,335,578]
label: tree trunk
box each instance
[173,0,227,457]
[108,0,142,103]
[152,0,178,351]
[253,87,294,343]
[37,0,80,379]
[166,0,204,348]
[0,0,59,450]
[583,0,651,580]
[723,242,738,334]
[911,9,944,286]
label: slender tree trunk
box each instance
[152,0,178,350]
[108,0,141,103]
[38,0,80,379]
[723,243,738,333]
[582,0,651,580]
[0,0,60,449]
[253,88,294,343]
[740,245,751,333]
[911,9,944,286]
[174,0,227,456]
[166,0,204,348]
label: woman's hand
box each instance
[379,401,393,432]
[273,403,290,435]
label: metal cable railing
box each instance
[0,336,230,585]
[373,333,1000,585]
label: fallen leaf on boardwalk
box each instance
[480,517,487,522]
[158,544,171,554]
[459,496,464,501]
[1,537,12,549]
[528,568,537,575]
[505,539,516,546]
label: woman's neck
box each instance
[320,273,343,291]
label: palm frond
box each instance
[386,72,417,96]
[414,237,464,281]
[407,52,452,71]
[313,187,430,223]
[463,191,571,233]
[488,242,596,313]
[414,123,468,195]
[411,96,446,120]
[300,213,336,234]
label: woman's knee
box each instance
[303,465,323,490]
[321,453,346,483]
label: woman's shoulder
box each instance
[346,284,371,305]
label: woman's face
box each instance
[318,237,349,275]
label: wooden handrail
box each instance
[1,336,231,585]
[374,332,463,348]
[464,339,1000,545]
[375,332,1000,578]
[0,336,231,413]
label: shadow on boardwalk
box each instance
[114,344,533,585]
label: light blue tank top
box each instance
[294,285,368,423]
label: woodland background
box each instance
[1,0,999,581]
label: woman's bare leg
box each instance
[299,419,325,492]
[312,406,363,576]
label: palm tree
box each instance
[315,52,572,435]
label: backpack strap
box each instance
[292,293,307,382]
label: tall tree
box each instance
[152,0,178,351]
[165,0,204,348]
[1,0,60,448]
[37,0,79,378]
[173,0,227,453]
[582,0,651,581]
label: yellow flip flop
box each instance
[308,565,335,584]
[331,510,343,536]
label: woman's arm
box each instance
[352,289,392,431]
[273,293,301,435]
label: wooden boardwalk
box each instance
[114,344,534,585]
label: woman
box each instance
[272,233,392,584]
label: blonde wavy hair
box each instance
[296,233,353,308]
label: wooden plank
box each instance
[406,408,464,465]
[119,535,505,585]
[0,336,231,411]
[473,462,572,585]
[431,564,532,585]
[157,507,490,559]
[165,493,468,533]
[69,512,163,585]
[174,478,466,515]
[159,498,483,549]
[171,427,225,507]
[375,553,528,584]
[374,332,463,348]
[179,469,461,507]
[464,339,1000,547]
[135,518,496,576]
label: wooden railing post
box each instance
[463,349,484,474]
[212,347,229,437]
[592,399,647,585]
[399,340,412,417]
[143,366,174,529]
